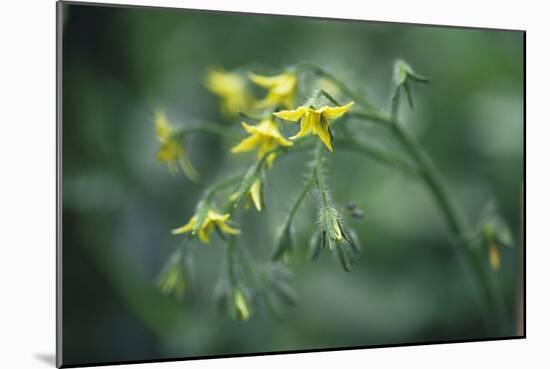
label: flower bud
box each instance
[319,207,344,247]
[392,60,429,109]
[272,222,295,261]
[233,289,252,321]
[156,250,186,299]
[309,231,323,260]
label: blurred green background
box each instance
[61,2,524,366]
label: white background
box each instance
[0,0,546,368]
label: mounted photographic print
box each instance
[57,1,525,367]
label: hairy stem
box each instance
[312,141,331,210]
[288,170,315,222]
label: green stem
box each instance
[338,138,419,177]
[319,89,391,127]
[288,171,315,223]
[313,142,329,207]
[226,237,237,285]
[388,93,502,332]
[389,98,468,235]
[349,111,393,125]
[173,123,242,140]
[296,62,376,110]
[203,174,243,202]
[336,72,504,332]
[236,242,261,289]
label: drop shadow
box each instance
[34,353,56,367]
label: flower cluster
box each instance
[151,64,360,320]
[150,59,516,332]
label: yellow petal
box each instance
[489,241,500,271]
[248,73,286,88]
[171,216,197,235]
[312,117,333,152]
[276,136,293,147]
[249,179,262,211]
[271,74,296,95]
[206,69,245,97]
[157,140,181,162]
[231,134,260,153]
[218,222,241,235]
[273,106,308,122]
[197,226,211,243]
[257,118,280,136]
[154,110,172,142]
[207,210,231,222]
[289,112,315,140]
[266,153,278,168]
[234,290,251,321]
[254,96,278,109]
[257,139,276,160]
[319,102,354,120]
[257,119,293,144]
[240,121,257,134]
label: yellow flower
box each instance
[249,72,297,109]
[154,110,199,181]
[230,117,293,167]
[273,102,354,152]
[205,68,253,117]
[172,210,240,243]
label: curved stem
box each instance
[344,73,503,332]
[338,138,419,177]
[390,119,503,331]
[388,92,502,331]
[349,111,393,125]
[296,62,377,110]
[287,171,315,223]
[203,174,243,203]
[173,123,242,140]
[391,123,469,235]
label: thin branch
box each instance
[338,138,419,177]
